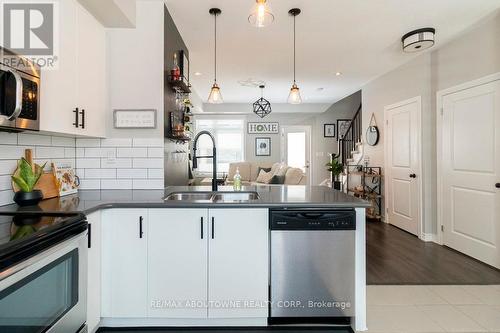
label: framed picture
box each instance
[180,50,189,84]
[337,119,352,141]
[324,124,335,138]
[114,109,157,129]
[255,137,271,156]
[248,122,279,134]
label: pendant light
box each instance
[248,0,274,28]
[253,85,272,118]
[287,8,302,104]
[208,8,223,104]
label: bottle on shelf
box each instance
[171,52,181,81]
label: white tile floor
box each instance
[362,285,500,333]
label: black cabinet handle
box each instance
[496,183,500,189]
[88,223,92,249]
[139,216,144,238]
[409,174,417,178]
[73,107,79,128]
[80,109,85,129]
[200,217,204,239]
[211,217,215,239]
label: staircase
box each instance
[338,104,364,190]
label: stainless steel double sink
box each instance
[164,191,260,203]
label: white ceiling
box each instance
[166,0,500,104]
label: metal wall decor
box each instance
[366,113,380,146]
[253,85,272,118]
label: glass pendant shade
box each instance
[287,83,302,104]
[207,83,223,104]
[248,0,274,28]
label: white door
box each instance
[208,209,269,318]
[101,209,148,318]
[148,209,208,318]
[440,79,500,269]
[87,212,101,333]
[76,3,106,138]
[384,97,422,236]
[281,126,311,184]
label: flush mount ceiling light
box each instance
[207,8,223,104]
[402,28,436,53]
[287,8,302,104]
[253,85,272,118]
[248,0,274,28]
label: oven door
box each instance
[0,234,87,333]
[0,64,23,129]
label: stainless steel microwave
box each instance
[0,47,40,132]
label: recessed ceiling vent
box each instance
[402,28,435,53]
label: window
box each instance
[194,118,245,174]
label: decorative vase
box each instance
[13,190,43,207]
[333,181,342,190]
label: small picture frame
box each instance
[324,124,336,138]
[337,119,352,141]
[255,137,271,156]
[180,50,189,84]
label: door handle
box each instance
[79,109,85,129]
[6,68,23,120]
[200,217,204,239]
[88,223,92,249]
[73,107,79,128]
[139,216,144,238]
[409,174,417,178]
[496,183,500,189]
[211,217,215,239]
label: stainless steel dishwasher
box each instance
[270,208,356,322]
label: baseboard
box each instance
[420,233,437,243]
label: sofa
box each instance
[225,162,306,186]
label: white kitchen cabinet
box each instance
[40,0,106,137]
[101,209,148,318]
[148,209,208,318]
[86,211,101,333]
[208,209,269,318]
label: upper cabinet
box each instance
[40,0,106,138]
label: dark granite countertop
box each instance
[0,185,370,215]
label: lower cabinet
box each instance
[87,211,101,333]
[101,209,148,318]
[99,208,269,322]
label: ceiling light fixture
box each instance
[194,72,202,76]
[335,72,342,76]
[287,8,302,105]
[248,0,274,28]
[253,85,272,118]
[402,28,436,53]
[207,8,223,104]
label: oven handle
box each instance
[6,68,23,121]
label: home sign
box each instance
[248,122,279,134]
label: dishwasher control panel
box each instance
[270,209,356,230]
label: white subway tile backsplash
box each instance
[101,158,132,169]
[77,158,101,169]
[101,138,132,147]
[36,147,65,159]
[76,138,101,147]
[0,146,28,160]
[148,147,163,158]
[101,179,132,190]
[117,148,147,158]
[0,132,18,145]
[0,175,12,191]
[133,158,163,168]
[85,147,116,158]
[18,133,52,146]
[133,138,163,147]
[133,179,164,190]
[148,169,163,179]
[85,168,116,179]
[0,190,13,206]
[51,136,75,147]
[117,168,147,179]
[65,148,76,158]
[76,168,85,178]
[0,160,18,176]
[79,179,101,190]
[76,148,85,158]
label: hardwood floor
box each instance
[98,329,352,333]
[367,221,500,285]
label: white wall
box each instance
[361,10,500,234]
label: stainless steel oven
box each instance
[0,47,40,132]
[0,232,87,333]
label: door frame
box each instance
[384,96,424,239]
[436,72,500,245]
[280,125,312,185]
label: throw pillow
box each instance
[274,164,290,177]
[256,170,274,184]
[257,167,272,175]
[268,175,286,184]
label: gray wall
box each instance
[361,10,500,235]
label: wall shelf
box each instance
[346,165,383,221]
[167,75,191,94]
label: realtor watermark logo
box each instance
[0,0,59,69]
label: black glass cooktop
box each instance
[0,212,87,270]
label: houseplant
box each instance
[11,158,46,206]
[326,154,344,190]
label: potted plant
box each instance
[11,158,46,206]
[326,154,344,190]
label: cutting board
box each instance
[11,149,60,200]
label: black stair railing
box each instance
[339,104,362,166]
